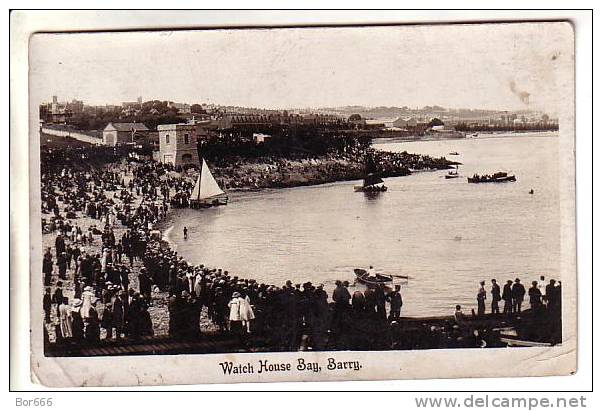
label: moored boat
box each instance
[468,172,516,183]
[189,158,228,208]
[354,173,388,192]
[445,165,460,179]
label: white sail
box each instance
[190,175,202,201]
[192,158,225,201]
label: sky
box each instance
[29,23,573,113]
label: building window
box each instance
[184,133,189,144]
[165,134,170,144]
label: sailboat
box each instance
[354,172,388,192]
[189,158,228,208]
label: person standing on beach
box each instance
[58,297,73,342]
[512,278,526,313]
[374,283,387,320]
[529,281,542,311]
[43,288,52,323]
[491,279,501,314]
[57,252,68,280]
[228,292,245,343]
[387,284,403,320]
[332,280,351,333]
[43,249,53,286]
[502,280,513,315]
[476,281,486,317]
[183,226,188,240]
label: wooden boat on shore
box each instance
[189,158,228,208]
[468,172,516,184]
[354,173,388,192]
[354,268,394,288]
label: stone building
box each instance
[102,122,149,146]
[157,123,202,167]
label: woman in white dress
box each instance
[228,292,244,338]
[81,286,95,320]
[58,297,73,340]
[240,292,255,333]
[101,248,108,273]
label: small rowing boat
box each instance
[354,268,394,288]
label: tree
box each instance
[191,104,206,114]
[428,118,444,127]
[348,114,362,122]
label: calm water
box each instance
[165,132,560,316]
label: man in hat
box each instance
[332,280,351,333]
[454,304,465,325]
[512,278,526,314]
[138,267,152,306]
[43,288,52,323]
[528,281,543,311]
[112,292,125,340]
[43,248,53,286]
[101,302,114,340]
[57,252,68,280]
[315,283,328,301]
[502,280,513,315]
[71,299,85,342]
[545,279,558,308]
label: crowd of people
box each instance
[40,150,190,345]
[475,277,562,317]
[41,145,560,352]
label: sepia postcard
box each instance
[22,19,576,387]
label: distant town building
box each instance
[122,97,142,108]
[66,99,84,114]
[157,123,202,167]
[168,102,191,114]
[102,122,149,146]
[39,95,73,124]
[364,119,386,129]
[392,117,418,129]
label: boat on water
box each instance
[354,173,388,192]
[189,158,228,208]
[445,165,460,179]
[354,268,394,288]
[448,151,460,156]
[468,171,516,184]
